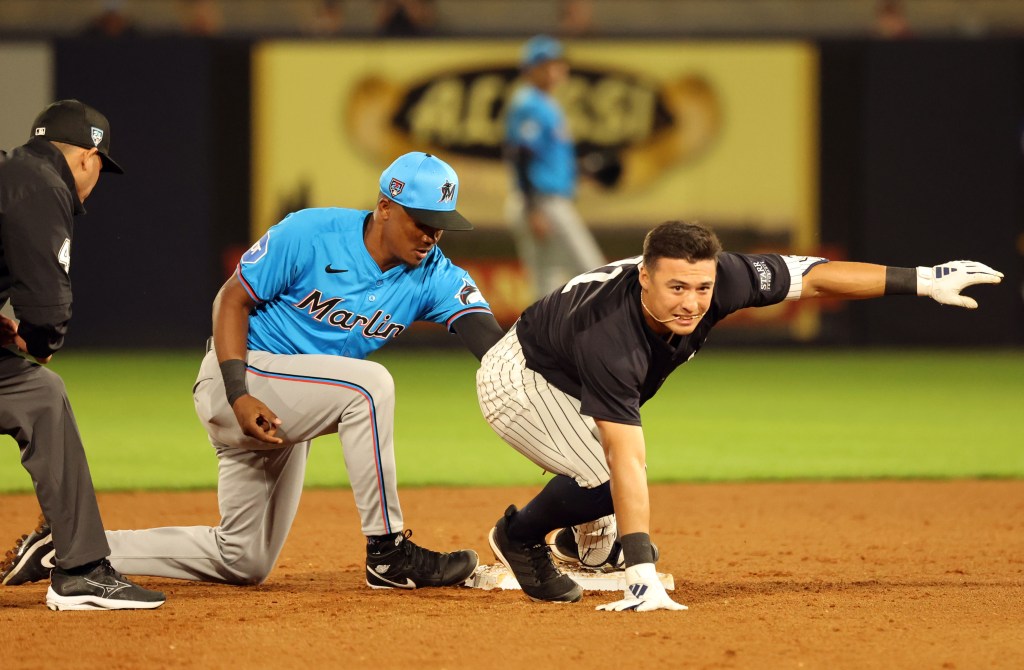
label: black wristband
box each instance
[619,532,656,567]
[219,359,249,407]
[884,266,917,295]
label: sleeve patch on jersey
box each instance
[518,119,541,142]
[456,278,485,305]
[241,231,271,265]
[751,260,773,291]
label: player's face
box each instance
[639,257,717,336]
[382,201,443,269]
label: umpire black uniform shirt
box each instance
[0,138,83,362]
[516,253,794,426]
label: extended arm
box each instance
[451,312,504,361]
[212,273,283,444]
[594,419,686,612]
[802,260,1002,308]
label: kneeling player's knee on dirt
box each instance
[218,538,276,585]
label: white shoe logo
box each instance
[375,564,390,574]
[366,567,415,589]
[84,577,132,599]
[41,548,56,569]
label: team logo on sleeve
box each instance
[438,180,456,204]
[241,231,271,264]
[751,260,773,291]
[389,178,405,197]
[456,278,484,305]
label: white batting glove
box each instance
[595,563,687,613]
[917,261,1003,309]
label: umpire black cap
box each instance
[30,100,124,174]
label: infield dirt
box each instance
[2,481,1022,670]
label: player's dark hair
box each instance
[643,221,722,270]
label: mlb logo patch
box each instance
[91,126,103,147]
[241,230,271,264]
[34,127,46,136]
[389,178,405,198]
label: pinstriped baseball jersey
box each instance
[517,253,826,425]
[236,207,491,359]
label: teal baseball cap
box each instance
[378,152,472,231]
[521,35,565,69]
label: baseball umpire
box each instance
[4,151,506,591]
[0,100,165,610]
[477,220,1003,610]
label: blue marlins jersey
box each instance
[504,85,576,197]
[236,207,491,360]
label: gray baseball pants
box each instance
[106,349,403,584]
[0,354,110,569]
[509,194,604,299]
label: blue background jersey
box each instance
[504,85,576,197]
[236,207,491,360]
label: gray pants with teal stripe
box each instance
[105,349,402,584]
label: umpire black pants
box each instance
[0,353,110,568]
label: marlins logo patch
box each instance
[389,178,405,197]
[91,126,104,147]
[456,278,484,305]
[438,180,456,204]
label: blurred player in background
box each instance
[504,34,604,301]
[0,100,164,610]
[477,220,1003,610]
[3,152,505,592]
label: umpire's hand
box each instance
[231,395,284,444]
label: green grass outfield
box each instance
[1,349,1021,492]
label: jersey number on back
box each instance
[561,257,641,294]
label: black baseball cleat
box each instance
[46,559,165,611]
[2,515,55,586]
[365,529,479,589]
[489,506,582,603]
[548,527,659,571]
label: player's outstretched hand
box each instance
[231,395,284,444]
[596,563,687,613]
[921,261,1003,309]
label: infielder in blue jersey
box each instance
[2,152,506,591]
[504,35,604,300]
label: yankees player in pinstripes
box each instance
[478,221,1003,610]
[3,152,505,591]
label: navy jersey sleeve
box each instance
[712,253,801,315]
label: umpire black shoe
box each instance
[365,529,479,589]
[489,506,582,603]
[1,515,55,586]
[46,559,165,611]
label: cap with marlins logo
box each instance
[30,99,124,174]
[379,151,472,231]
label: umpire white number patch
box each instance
[57,238,71,273]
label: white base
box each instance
[462,563,674,592]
